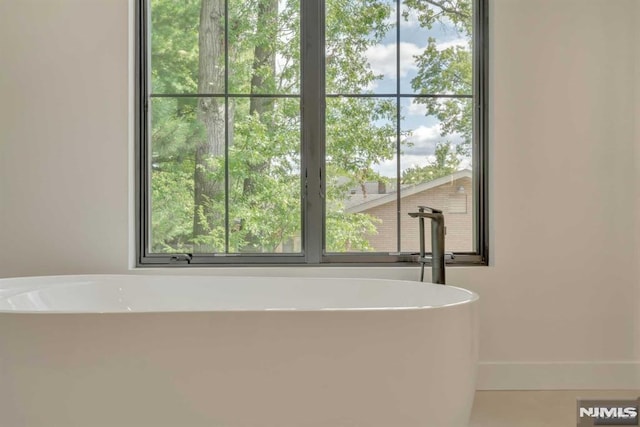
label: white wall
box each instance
[472,0,638,389]
[0,0,131,274]
[1,0,638,390]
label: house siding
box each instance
[360,176,474,253]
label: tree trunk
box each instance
[241,0,278,252]
[193,0,226,250]
[249,0,278,114]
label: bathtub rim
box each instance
[0,274,479,314]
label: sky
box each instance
[359,1,472,177]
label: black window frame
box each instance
[135,0,489,267]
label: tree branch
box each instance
[421,0,469,19]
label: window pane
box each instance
[149,96,226,254]
[399,0,473,95]
[228,0,300,95]
[228,97,302,253]
[326,0,396,95]
[325,97,398,253]
[142,0,485,264]
[400,97,473,253]
[150,0,224,95]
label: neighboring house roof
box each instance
[345,169,472,214]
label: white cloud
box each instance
[373,158,398,178]
[405,101,428,117]
[365,42,424,79]
[365,43,397,78]
[458,157,472,169]
[374,156,434,178]
[374,152,470,178]
[399,154,436,172]
[365,37,468,81]
[407,124,441,146]
[372,134,471,177]
[402,124,465,155]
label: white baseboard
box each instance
[476,361,640,390]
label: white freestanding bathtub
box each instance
[0,275,478,427]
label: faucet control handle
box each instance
[415,252,455,263]
[417,205,443,214]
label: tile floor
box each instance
[469,390,640,427]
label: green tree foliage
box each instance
[149,0,472,254]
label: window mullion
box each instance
[224,0,230,254]
[301,0,325,264]
[395,0,401,253]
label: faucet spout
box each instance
[408,206,447,284]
